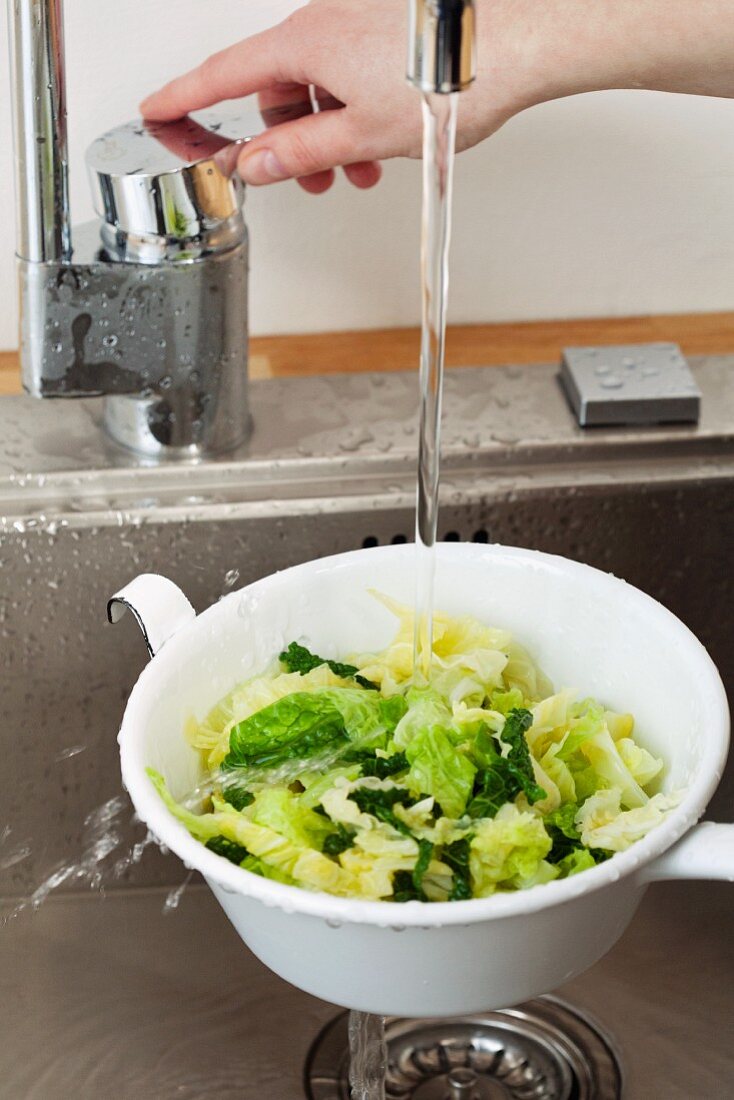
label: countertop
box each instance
[1,881,733,1099]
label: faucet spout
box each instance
[407,0,476,95]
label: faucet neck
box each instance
[8,0,71,262]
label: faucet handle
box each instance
[86,113,253,262]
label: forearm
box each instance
[506,0,734,110]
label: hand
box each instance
[140,0,527,195]
[141,0,734,196]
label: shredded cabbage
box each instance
[150,595,681,902]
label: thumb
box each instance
[237,109,361,185]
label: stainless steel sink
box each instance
[1,881,732,1098]
[1,358,732,898]
[1,357,733,1095]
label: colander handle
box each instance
[107,574,195,658]
[641,822,734,883]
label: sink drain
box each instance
[304,997,622,1100]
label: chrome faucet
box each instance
[7,0,252,458]
[6,0,474,460]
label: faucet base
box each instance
[102,392,251,460]
[18,225,250,459]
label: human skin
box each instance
[141,0,734,195]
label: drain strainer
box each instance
[304,997,622,1100]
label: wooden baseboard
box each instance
[2,311,732,393]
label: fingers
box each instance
[343,161,383,189]
[237,107,382,194]
[237,108,360,185]
[257,84,336,193]
[297,170,337,194]
[312,86,344,113]
[141,25,294,120]
[257,83,314,129]
[294,162,381,195]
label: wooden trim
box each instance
[249,312,734,378]
[2,311,732,393]
[0,351,20,395]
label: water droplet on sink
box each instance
[55,744,87,762]
[338,427,374,453]
[163,871,193,914]
[600,376,624,389]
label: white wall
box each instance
[0,0,732,350]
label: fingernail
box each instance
[239,149,288,185]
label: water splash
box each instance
[348,1011,387,1100]
[0,740,364,925]
[163,870,194,914]
[0,796,168,925]
[6,796,126,921]
[182,742,358,809]
[0,843,32,872]
[110,828,158,880]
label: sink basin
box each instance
[1,359,732,898]
[0,882,732,1097]
[1,359,733,1095]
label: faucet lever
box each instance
[86,116,247,263]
